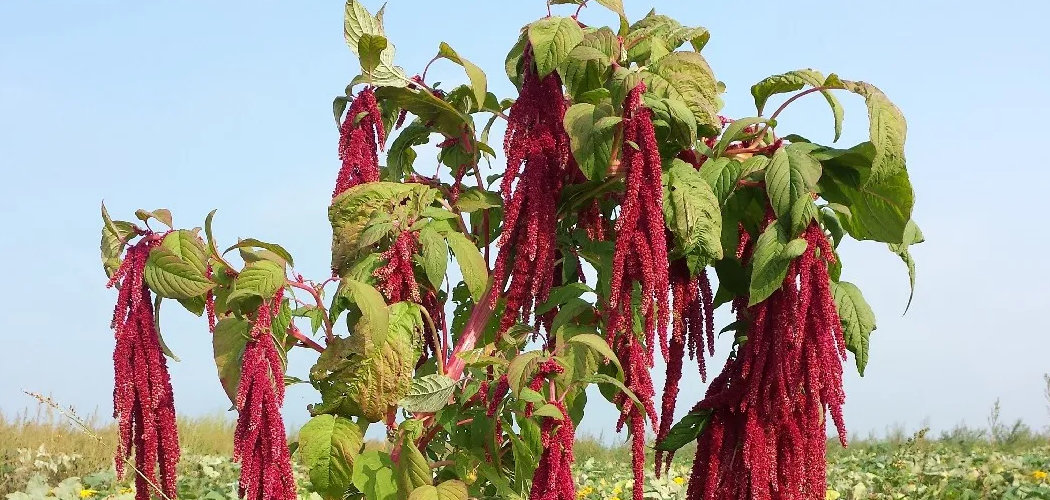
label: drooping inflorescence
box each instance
[492,45,573,337]
[685,217,848,500]
[107,236,180,500]
[528,401,577,500]
[334,86,386,198]
[607,81,669,500]
[232,289,297,500]
[656,258,715,473]
[374,229,422,304]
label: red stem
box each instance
[289,326,325,353]
[444,285,498,381]
[287,280,335,343]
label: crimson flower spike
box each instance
[107,235,180,500]
[606,81,669,500]
[334,86,386,198]
[492,44,573,339]
[232,288,297,500]
[686,214,848,500]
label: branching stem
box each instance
[286,280,335,343]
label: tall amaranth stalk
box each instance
[107,236,180,500]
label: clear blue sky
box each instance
[2,0,1048,442]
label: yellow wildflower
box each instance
[79,489,98,498]
[1033,471,1048,481]
[612,487,622,495]
[825,490,841,500]
[673,477,685,485]
[120,488,134,495]
[610,497,620,500]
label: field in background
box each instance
[3,400,1050,500]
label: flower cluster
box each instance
[232,289,297,500]
[528,401,577,500]
[685,217,848,500]
[492,45,573,337]
[334,87,386,198]
[607,81,669,500]
[656,258,714,473]
[107,236,180,500]
[374,229,421,304]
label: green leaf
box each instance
[641,51,720,131]
[565,333,621,374]
[712,117,769,157]
[655,409,711,452]
[395,431,431,495]
[696,157,741,206]
[817,142,913,244]
[135,208,173,228]
[789,195,819,237]
[888,220,923,313]
[437,42,488,107]
[582,373,642,412]
[212,317,250,404]
[358,33,388,78]
[386,121,430,181]
[352,451,399,500]
[227,260,285,303]
[417,227,447,291]
[160,230,208,275]
[527,16,585,78]
[299,414,364,500]
[330,182,439,275]
[223,238,294,268]
[594,0,627,22]
[532,404,565,420]
[143,246,215,300]
[101,211,136,278]
[560,43,612,99]
[751,69,844,141]
[408,481,467,500]
[831,281,877,376]
[373,87,472,139]
[564,102,618,180]
[643,94,697,148]
[339,278,390,346]
[344,1,407,87]
[748,222,795,306]
[399,374,456,413]
[444,231,488,301]
[765,146,821,222]
[455,188,502,213]
[662,159,723,261]
[507,350,545,395]
[535,282,593,316]
[836,81,908,186]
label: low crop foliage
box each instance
[94,1,924,500]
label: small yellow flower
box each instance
[612,487,622,495]
[120,488,134,495]
[673,477,685,485]
[79,489,98,498]
[1033,470,1048,481]
[609,497,620,500]
[825,489,841,500]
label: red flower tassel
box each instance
[233,289,297,500]
[334,87,385,197]
[492,45,572,337]
[374,230,421,303]
[528,401,577,500]
[107,236,180,500]
[685,218,848,500]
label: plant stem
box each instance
[751,86,830,145]
[287,280,335,343]
[289,325,325,353]
[445,285,498,381]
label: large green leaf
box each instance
[101,208,136,278]
[527,16,585,78]
[560,29,615,99]
[696,157,742,206]
[374,87,472,139]
[337,278,390,347]
[642,51,720,132]
[386,121,430,181]
[564,102,618,180]
[226,260,285,304]
[299,414,364,500]
[831,281,877,376]
[399,374,456,413]
[751,69,844,141]
[343,1,408,87]
[408,481,467,500]
[223,238,294,268]
[817,142,913,244]
[161,230,208,275]
[443,231,488,301]
[643,94,697,148]
[748,222,803,306]
[655,409,711,452]
[352,451,399,500]
[395,435,431,497]
[662,159,723,261]
[212,317,251,404]
[836,81,908,187]
[417,227,447,291]
[330,182,438,275]
[143,245,215,300]
[437,42,487,107]
[765,145,822,228]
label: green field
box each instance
[3,407,1049,500]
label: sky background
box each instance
[1,0,1048,443]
